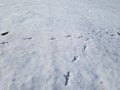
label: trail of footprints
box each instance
[0,30,120,86]
[48,30,120,86]
[0,30,120,44]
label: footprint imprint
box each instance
[12,78,16,82]
[64,72,70,86]
[110,34,116,37]
[65,35,71,38]
[106,32,109,34]
[0,42,8,44]
[72,56,78,63]
[50,37,55,40]
[83,45,87,51]
[77,36,83,39]
[1,32,9,36]
[85,38,89,41]
[117,32,120,35]
[23,37,32,40]
[100,81,104,84]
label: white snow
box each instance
[0,0,120,90]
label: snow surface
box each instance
[0,0,120,90]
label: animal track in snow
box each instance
[0,42,8,44]
[12,78,16,82]
[106,32,109,34]
[87,32,90,35]
[72,56,78,63]
[65,35,71,38]
[117,32,120,35]
[23,37,32,40]
[85,38,89,41]
[95,31,102,36]
[77,36,83,39]
[110,34,116,37]
[100,81,104,84]
[50,37,55,40]
[1,32,9,36]
[83,45,87,51]
[64,72,70,86]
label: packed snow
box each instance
[0,0,120,90]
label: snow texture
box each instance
[0,0,120,90]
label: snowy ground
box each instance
[0,0,120,90]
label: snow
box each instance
[0,0,120,90]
